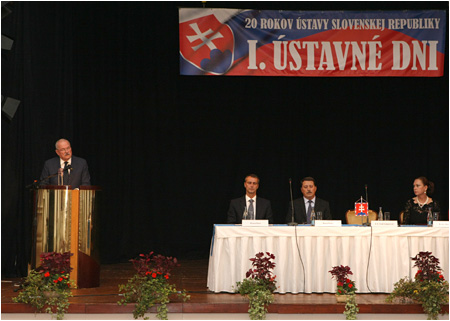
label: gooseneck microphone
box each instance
[288,178,298,226]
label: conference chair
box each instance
[345,210,377,225]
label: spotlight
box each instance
[2,96,21,121]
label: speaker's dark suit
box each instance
[227,196,274,224]
[40,156,91,189]
[286,197,331,223]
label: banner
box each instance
[179,8,446,77]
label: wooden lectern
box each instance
[31,185,101,288]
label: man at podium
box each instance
[40,138,91,189]
[227,174,274,224]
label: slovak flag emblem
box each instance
[179,14,234,74]
[355,202,369,216]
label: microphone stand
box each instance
[288,178,298,226]
[364,185,370,226]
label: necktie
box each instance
[307,200,313,224]
[63,161,69,185]
[248,199,255,220]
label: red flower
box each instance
[164,275,169,280]
[44,272,50,278]
[417,270,422,274]
[439,275,444,279]
[338,289,342,294]
[346,279,351,283]
[53,280,58,283]
[337,282,343,287]
[157,272,162,275]
[152,273,157,278]
[348,283,353,288]
[58,277,63,282]
[145,271,151,276]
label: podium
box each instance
[31,185,101,288]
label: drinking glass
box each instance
[316,211,323,220]
[384,212,390,221]
[433,212,440,221]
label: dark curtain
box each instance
[2,1,448,277]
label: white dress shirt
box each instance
[304,196,316,210]
[60,158,72,174]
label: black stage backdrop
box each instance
[2,1,449,277]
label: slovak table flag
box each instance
[355,202,369,216]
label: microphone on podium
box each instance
[288,178,298,226]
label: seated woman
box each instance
[403,176,440,225]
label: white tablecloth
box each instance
[206,224,449,293]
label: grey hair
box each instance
[55,138,70,149]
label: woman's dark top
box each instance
[403,198,440,225]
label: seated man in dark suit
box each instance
[227,174,274,224]
[40,138,91,189]
[286,177,331,224]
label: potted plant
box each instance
[118,251,190,320]
[13,251,75,320]
[386,251,449,320]
[235,252,277,320]
[329,265,359,319]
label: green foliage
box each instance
[386,277,449,320]
[235,252,277,320]
[117,252,190,320]
[386,252,449,320]
[13,262,75,320]
[236,278,274,320]
[343,293,359,320]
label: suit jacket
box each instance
[40,156,91,189]
[227,196,274,224]
[286,197,331,224]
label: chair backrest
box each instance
[399,211,404,224]
[346,209,378,225]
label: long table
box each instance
[206,224,449,294]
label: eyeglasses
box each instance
[58,147,71,152]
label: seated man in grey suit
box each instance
[227,174,274,224]
[40,138,91,189]
[286,177,331,224]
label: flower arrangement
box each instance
[235,252,277,320]
[329,265,359,320]
[118,251,190,320]
[329,265,357,295]
[13,251,75,320]
[386,251,449,320]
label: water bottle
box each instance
[378,207,383,221]
[427,208,433,227]
[243,208,248,220]
[311,207,316,226]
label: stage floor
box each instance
[2,259,448,319]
